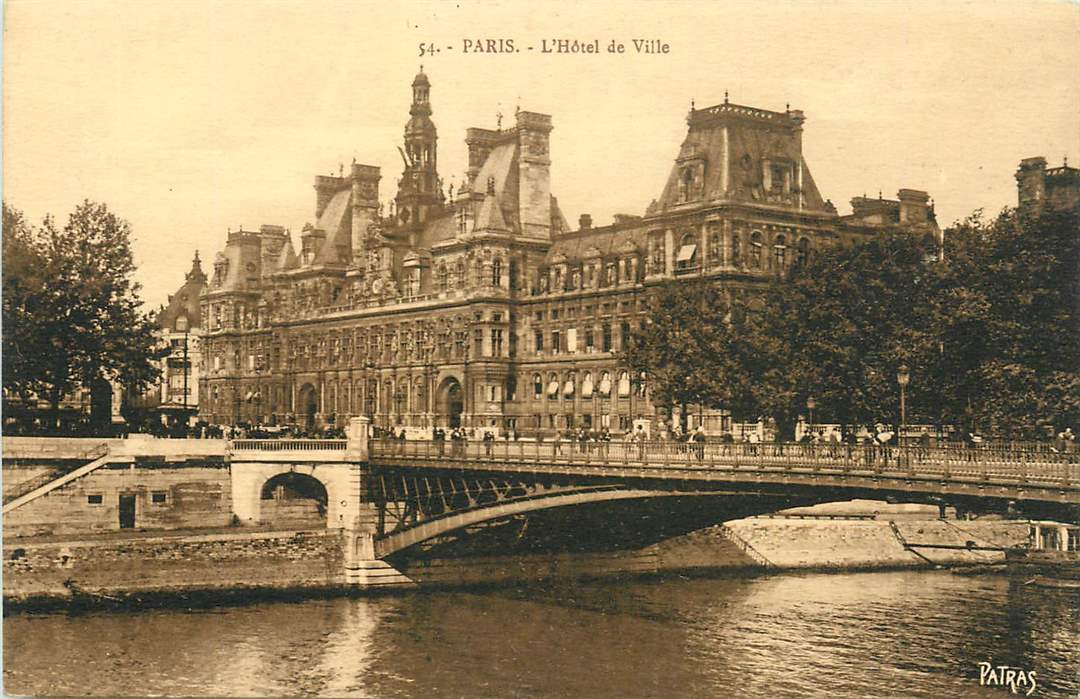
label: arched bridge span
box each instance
[365,439,1080,557]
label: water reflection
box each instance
[5,571,1078,698]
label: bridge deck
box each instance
[368,439,1079,504]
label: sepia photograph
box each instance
[3,1,1079,697]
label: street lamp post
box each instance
[897,365,910,440]
[806,395,816,434]
[175,315,190,432]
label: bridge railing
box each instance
[367,438,1079,488]
[230,439,348,451]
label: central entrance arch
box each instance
[436,377,464,428]
[298,383,318,430]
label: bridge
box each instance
[4,427,1078,587]
[362,438,1078,557]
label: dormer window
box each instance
[765,161,792,194]
[679,167,694,202]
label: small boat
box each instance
[62,580,124,604]
[1022,576,1080,590]
[1004,521,1080,578]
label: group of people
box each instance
[549,427,615,456]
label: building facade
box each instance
[198,71,940,435]
[1016,156,1080,218]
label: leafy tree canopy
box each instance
[2,200,165,427]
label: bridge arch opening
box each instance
[298,383,318,430]
[436,377,464,428]
[259,472,328,528]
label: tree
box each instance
[937,206,1080,436]
[2,204,50,408]
[2,200,164,431]
[740,232,945,438]
[620,279,759,430]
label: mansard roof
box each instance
[311,189,352,266]
[157,252,206,331]
[546,223,650,264]
[656,100,828,213]
[474,190,511,232]
[275,236,299,271]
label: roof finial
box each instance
[786,103,790,112]
[338,162,344,177]
[419,64,423,73]
[1065,155,1069,167]
[496,109,503,130]
[878,190,882,200]
[690,98,695,111]
[724,90,729,104]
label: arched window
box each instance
[599,371,612,397]
[437,263,449,292]
[636,371,647,397]
[491,258,502,287]
[533,373,543,400]
[582,371,594,398]
[796,237,811,266]
[774,234,787,271]
[750,231,763,269]
[731,232,741,266]
[547,372,560,399]
[563,372,576,398]
[617,370,632,398]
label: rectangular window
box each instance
[151,491,167,504]
[567,328,578,353]
[552,331,561,354]
[552,309,560,320]
[602,325,612,352]
[535,311,545,321]
[534,330,544,353]
[87,494,103,505]
[620,321,631,349]
[583,414,593,428]
[585,330,595,351]
[491,329,504,356]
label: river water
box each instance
[4,570,1078,698]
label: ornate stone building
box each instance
[199,71,940,435]
[1016,156,1080,218]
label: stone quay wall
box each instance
[3,460,233,538]
[4,529,344,608]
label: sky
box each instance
[4,0,1079,310]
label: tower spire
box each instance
[396,68,440,228]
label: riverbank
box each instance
[2,516,1031,612]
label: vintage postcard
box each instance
[3,1,1078,697]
